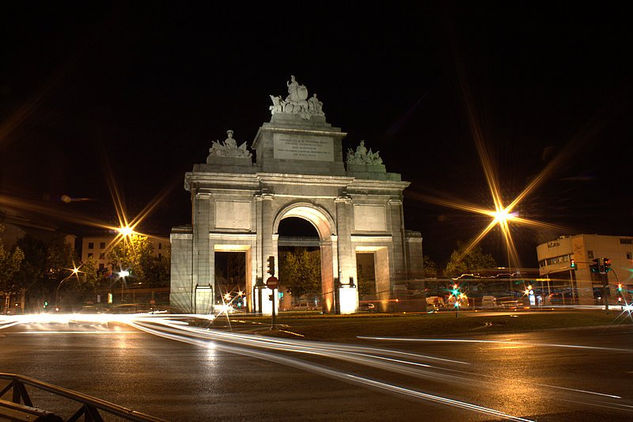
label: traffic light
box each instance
[590,258,600,273]
[267,256,275,276]
[603,258,612,273]
[43,301,48,309]
[450,284,461,308]
[570,258,577,270]
[617,283,623,292]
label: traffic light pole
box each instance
[271,288,276,329]
[602,272,609,312]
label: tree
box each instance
[144,251,171,288]
[423,255,439,278]
[16,234,75,310]
[107,234,153,282]
[444,244,496,277]
[0,225,25,311]
[279,248,321,299]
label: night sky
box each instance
[2,3,631,267]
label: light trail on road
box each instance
[4,313,632,420]
[357,336,633,353]
[128,319,534,421]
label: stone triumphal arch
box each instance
[170,76,423,314]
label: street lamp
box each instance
[117,226,134,237]
[56,266,82,310]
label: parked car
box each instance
[481,296,497,309]
[110,304,148,314]
[358,302,376,312]
[426,296,446,310]
[497,297,521,310]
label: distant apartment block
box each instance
[81,233,169,273]
[536,234,633,304]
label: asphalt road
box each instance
[1,317,632,421]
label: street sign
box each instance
[266,276,278,290]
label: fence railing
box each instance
[0,372,166,422]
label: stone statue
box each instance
[346,140,383,165]
[286,75,299,102]
[355,141,368,161]
[208,130,252,159]
[269,95,283,114]
[269,76,325,119]
[307,93,324,115]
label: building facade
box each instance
[536,234,633,304]
[170,77,423,315]
[81,234,169,273]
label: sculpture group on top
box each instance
[346,141,383,166]
[269,75,325,119]
[208,130,252,159]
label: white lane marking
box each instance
[0,321,22,330]
[130,321,534,422]
[359,336,625,400]
[357,336,633,353]
[9,331,138,334]
[540,384,621,399]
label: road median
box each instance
[206,310,633,342]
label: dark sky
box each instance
[1,3,631,267]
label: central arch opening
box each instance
[273,203,337,313]
[277,217,322,311]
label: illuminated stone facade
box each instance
[170,77,423,314]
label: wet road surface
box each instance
[1,317,632,421]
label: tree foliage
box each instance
[444,244,497,277]
[106,235,170,287]
[279,248,321,298]
[423,255,439,278]
[14,234,74,308]
[107,234,153,282]
[0,225,25,295]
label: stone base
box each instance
[194,285,213,314]
[347,163,386,173]
[338,286,359,314]
[347,170,401,181]
[194,162,256,174]
[271,113,327,127]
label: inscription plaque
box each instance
[273,134,334,161]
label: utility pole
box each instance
[600,258,609,312]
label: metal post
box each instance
[271,288,276,329]
[334,278,340,314]
[602,272,609,312]
[257,287,262,314]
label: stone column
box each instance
[253,195,264,312]
[260,193,277,315]
[335,196,358,314]
[192,193,213,313]
[388,199,407,282]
